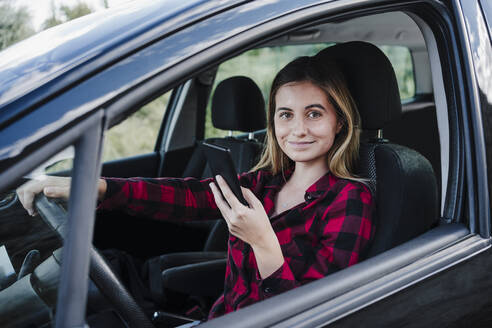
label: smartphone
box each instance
[201,142,248,206]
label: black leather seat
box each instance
[315,41,439,257]
[384,100,441,195]
[183,75,266,180]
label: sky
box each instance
[12,0,134,31]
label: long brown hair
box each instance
[252,56,361,181]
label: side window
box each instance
[205,44,332,138]
[379,45,415,100]
[102,91,171,162]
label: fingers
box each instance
[17,180,43,216]
[44,185,70,199]
[214,175,243,210]
[241,187,260,208]
[16,176,71,216]
[19,188,35,216]
[209,182,232,224]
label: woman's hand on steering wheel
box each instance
[17,177,107,216]
[17,176,71,216]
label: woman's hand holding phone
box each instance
[209,175,284,279]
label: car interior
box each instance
[0,8,450,328]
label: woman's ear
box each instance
[336,120,343,134]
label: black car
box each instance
[0,0,491,327]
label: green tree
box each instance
[0,4,34,50]
[42,1,94,30]
[60,2,92,20]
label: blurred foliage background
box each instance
[0,1,415,163]
[0,1,99,50]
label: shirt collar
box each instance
[305,171,335,200]
[265,168,337,200]
[264,168,293,190]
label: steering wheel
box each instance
[34,194,155,328]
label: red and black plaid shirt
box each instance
[99,170,374,320]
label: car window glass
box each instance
[0,147,74,327]
[102,91,171,162]
[379,45,415,100]
[205,44,332,138]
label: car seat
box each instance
[384,99,441,199]
[315,41,439,257]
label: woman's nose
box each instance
[291,117,307,136]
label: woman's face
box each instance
[274,81,341,168]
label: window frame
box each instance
[0,112,104,327]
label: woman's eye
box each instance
[308,111,322,119]
[278,112,292,119]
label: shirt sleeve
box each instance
[258,181,375,298]
[98,171,260,221]
[98,176,222,221]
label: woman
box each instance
[17,55,374,320]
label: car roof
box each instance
[265,12,426,50]
[0,0,245,127]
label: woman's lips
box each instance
[287,141,315,149]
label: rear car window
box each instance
[379,45,415,100]
[206,44,415,139]
[102,91,171,162]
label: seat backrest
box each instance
[316,42,439,257]
[183,76,266,179]
[183,76,266,252]
[384,101,441,189]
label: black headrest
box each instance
[212,76,266,132]
[315,41,401,130]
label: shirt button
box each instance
[306,194,312,200]
[264,287,273,293]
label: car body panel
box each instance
[454,0,491,236]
